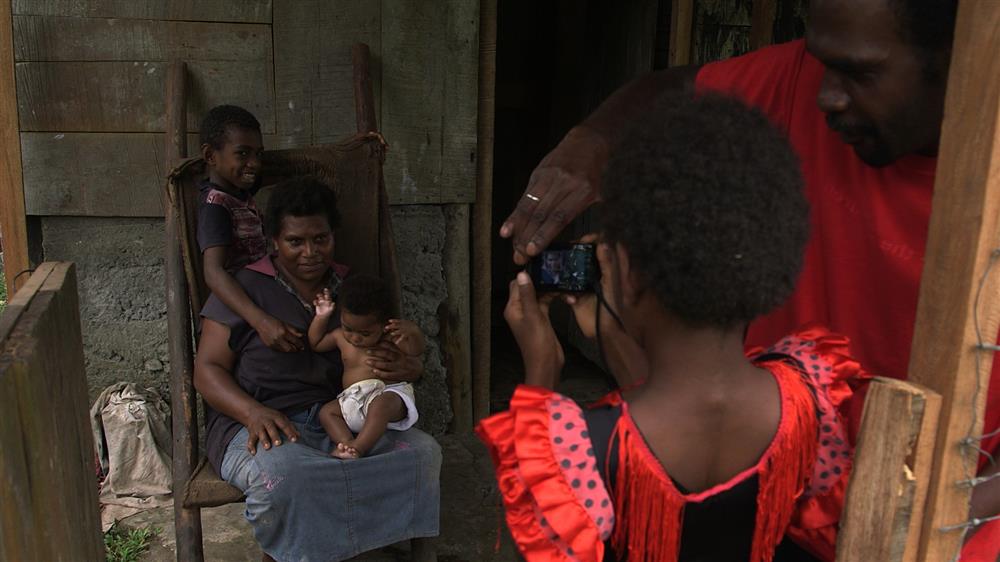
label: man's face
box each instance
[272,215,335,282]
[806,0,948,167]
[204,125,264,191]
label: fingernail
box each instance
[500,224,511,237]
[526,242,538,255]
[517,272,531,285]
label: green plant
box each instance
[0,271,6,315]
[104,522,158,562]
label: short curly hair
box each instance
[264,176,341,237]
[199,105,262,149]
[338,274,392,323]
[600,93,809,329]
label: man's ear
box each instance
[201,143,215,164]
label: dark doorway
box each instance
[489,0,670,411]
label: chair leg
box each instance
[411,537,437,562]
[174,504,204,562]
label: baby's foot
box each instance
[331,441,360,459]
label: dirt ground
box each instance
[121,337,610,562]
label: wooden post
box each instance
[352,43,378,137]
[835,378,941,562]
[0,0,29,294]
[443,205,474,430]
[749,0,777,51]
[0,263,105,561]
[473,0,496,423]
[668,0,694,67]
[907,3,1000,560]
[352,43,404,317]
[164,60,204,562]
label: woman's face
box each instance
[273,215,336,282]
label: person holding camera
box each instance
[479,94,869,562]
[498,1,1000,558]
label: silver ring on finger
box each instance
[525,193,540,202]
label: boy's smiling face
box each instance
[203,125,264,192]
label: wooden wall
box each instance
[13,0,480,218]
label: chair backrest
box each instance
[165,133,402,323]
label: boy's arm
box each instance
[203,246,303,353]
[385,319,425,356]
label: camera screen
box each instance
[531,243,597,292]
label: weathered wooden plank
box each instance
[311,2,381,146]
[272,0,380,149]
[835,378,941,562]
[472,0,496,423]
[908,3,1000,560]
[442,204,472,430]
[14,16,271,62]
[0,0,30,294]
[749,0,777,49]
[668,0,694,66]
[0,263,104,560]
[0,376,33,561]
[16,61,274,133]
[381,0,479,204]
[11,0,272,24]
[21,132,279,217]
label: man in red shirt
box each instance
[500,0,999,559]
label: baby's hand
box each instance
[313,289,336,317]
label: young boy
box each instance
[309,274,423,459]
[198,105,302,352]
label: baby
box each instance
[309,274,423,459]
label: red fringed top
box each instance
[476,326,869,562]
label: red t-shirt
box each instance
[696,40,1000,465]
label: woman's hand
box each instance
[366,340,424,382]
[505,272,564,389]
[500,126,608,265]
[245,404,300,455]
[385,319,425,356]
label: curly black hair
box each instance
[600,93,809,329]
[264,176,341,236]
[338,274,392,322]
[199,104,262,149]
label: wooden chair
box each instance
[163,45,408,561]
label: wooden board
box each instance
[835,378,941,562]
[442,204,472,430]
[668,0,694,66]
[11,0,271,23]
[908,3,1000,560]
[16,61,275,133]
[20,132,279,217]
[381,0,479,205]
[14,16,271,62]
[749,0,777,49]
[272,0,380,149]
[0,263,104,560]
[0,0,29,293]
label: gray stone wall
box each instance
[41,208,454,435]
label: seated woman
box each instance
[194,177,441,562]
[478,94,867,562]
